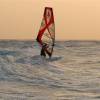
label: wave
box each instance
[0,40,100,99]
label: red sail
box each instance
[36,7,55,56]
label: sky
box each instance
[0,0,100,40]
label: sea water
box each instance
[0,40,100,100]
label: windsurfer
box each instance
[40,43,46,57]
[36,7,55,58]
[41,43,51,58]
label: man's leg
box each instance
[45,50,52,58]
[41,49,46,57]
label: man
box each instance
[40,43,47,57]
[41,43,51,58]
[36,37,51,58]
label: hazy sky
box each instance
[0,0,100,40]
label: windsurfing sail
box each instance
[36,7,55,57]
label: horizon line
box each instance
[0,39,100,41]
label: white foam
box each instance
[6,55,15,62]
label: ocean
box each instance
[0,40,100,100]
